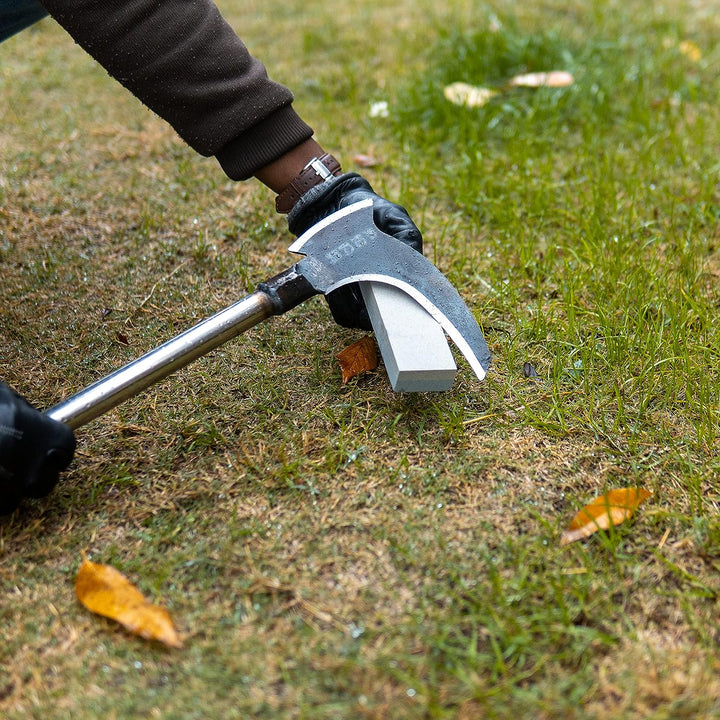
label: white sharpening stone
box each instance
[360,281,457,392]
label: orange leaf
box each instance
[336,336,378,384]
[75,558,183,648]
[560,488,651,546]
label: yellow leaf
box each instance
[336,336,378,384]
[443,82,498,108]
[560,487,651,546]
[508,71,575,88]
[678,40,702,62]
[76,558,183,648]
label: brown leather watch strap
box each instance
[275,153,342,213]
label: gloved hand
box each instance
[287,173,423,330]
[0,381,76,514]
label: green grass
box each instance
[394,8,720,457]
[2,0,720,718]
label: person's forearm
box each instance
[255,139,348,214]
[255,139,328,193]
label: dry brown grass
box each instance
[2,1,720,718]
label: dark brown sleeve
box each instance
[38,0,314,179]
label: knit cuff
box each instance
[215,105,314,181]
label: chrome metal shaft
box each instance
[46,291,274,429]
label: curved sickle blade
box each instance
[289,199,491,380]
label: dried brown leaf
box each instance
[75,558,183,648]
[560,488,651,546]
[336,336,377,384]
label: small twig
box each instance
[124,260,189,325]
[561,567,588,575]
[462,413,501,426]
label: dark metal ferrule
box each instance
[257,265,318,315]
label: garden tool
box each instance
[45,199,491,429]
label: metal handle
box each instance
[46,291,275,429]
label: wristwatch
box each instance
[275,153,342,213]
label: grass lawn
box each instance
[1,0,719,717]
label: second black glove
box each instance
[0,381,76,514]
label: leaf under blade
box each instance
[336,336,378,384]
[75,558,183,648]
[560,487,651,546]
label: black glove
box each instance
[0,381,75,514]
[287,173,423,330]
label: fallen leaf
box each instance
[353,153,379,168]
[508,70,574,88]
[678,40,702,62]
[76,558,183,648]
[560,488,651,546]
[336,336,377,384]
[443,82,498,108]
